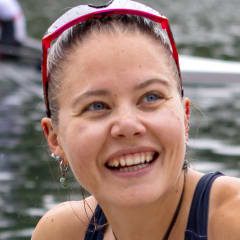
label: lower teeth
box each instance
[119,163,148,172]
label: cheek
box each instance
[58,119,107,181]
[65,125,105,160]
[146,107,186,177]
[147,107,185,145]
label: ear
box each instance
[183,97,191,142]
[41,117,64,158]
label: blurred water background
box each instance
[0,0,239,239]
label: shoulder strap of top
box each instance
[84,172,223,239]
[84,205,107,240]
[185,171,223,239]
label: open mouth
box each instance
[106,151,159,172]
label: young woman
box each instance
[31,1,240,239]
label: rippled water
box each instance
[0,0,240,239]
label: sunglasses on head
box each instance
[42,0,183,117]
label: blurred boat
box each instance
[180,55,240,84]
[0,37,41,67]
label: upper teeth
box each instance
[107,152,155,168]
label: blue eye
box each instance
[87,102,108,111]
[143,93,161,102]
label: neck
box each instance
[101,170,187,240]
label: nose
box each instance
[111,110,146,139]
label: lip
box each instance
[105,146,159,165]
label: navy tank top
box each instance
[84,172,223,240]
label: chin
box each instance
[100,182,169,209]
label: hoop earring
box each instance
[183,159,189,169]
[51,153,69,187]
[59,158,69,187]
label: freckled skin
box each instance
[48,31,189,208]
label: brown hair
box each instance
[47,15,181,124]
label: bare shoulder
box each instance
[31,196,97,240]
[209,175,240,240]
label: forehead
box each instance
[61,31,177,91]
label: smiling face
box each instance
[43,30,190,208]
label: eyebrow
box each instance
[72,89,110,108]
[134,78,170,90]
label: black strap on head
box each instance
[88,0,114,8]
